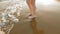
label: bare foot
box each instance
[28,13,36,19]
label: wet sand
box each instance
[10,4,60,34]
[0,0,60,34]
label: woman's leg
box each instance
[26,0,36,18]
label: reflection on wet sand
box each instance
[30,18,44,34]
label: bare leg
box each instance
[26,0,36,18]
